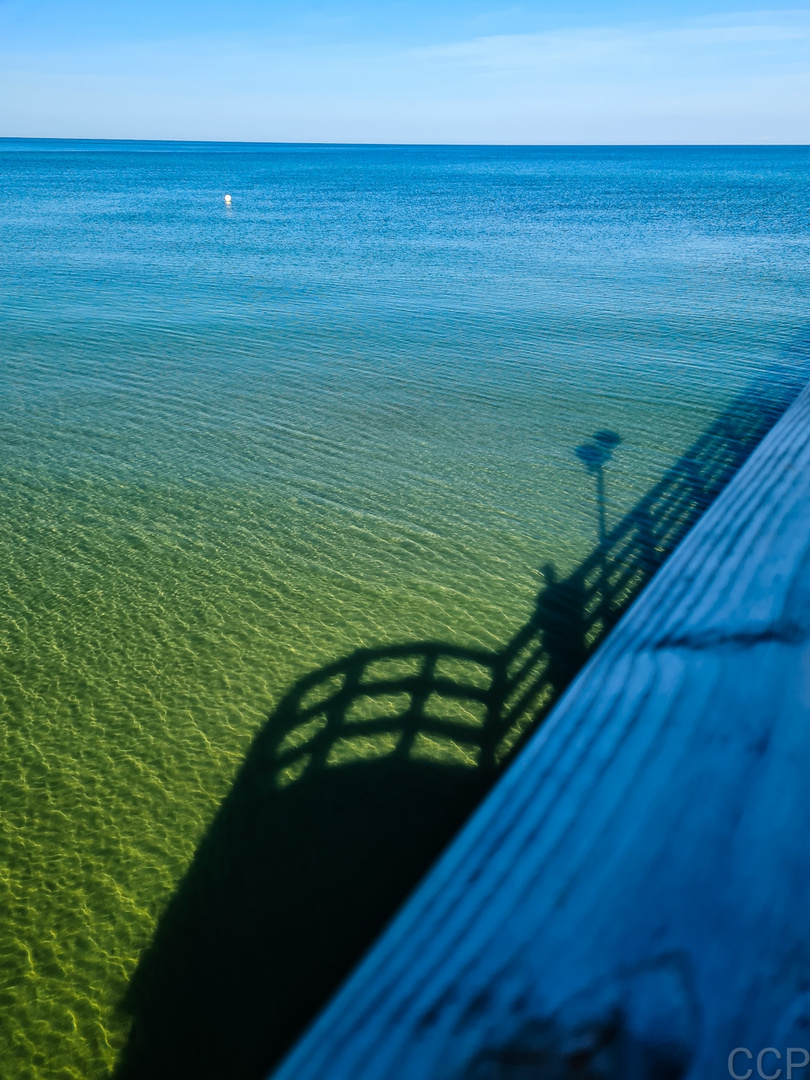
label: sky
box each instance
[1,1,809,143]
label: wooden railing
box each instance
[270,368,810,1080]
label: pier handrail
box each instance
[270,377,810,1077]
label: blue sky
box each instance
[1,1,809,142]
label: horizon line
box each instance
[1,137,809,149]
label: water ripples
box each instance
[0,142,808,1078]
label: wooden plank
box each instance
[270,378,810,1079]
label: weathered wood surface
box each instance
[271,380,810,1079]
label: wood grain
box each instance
[271,381,810,1079]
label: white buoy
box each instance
[224,193,232,206]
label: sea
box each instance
[1,141,809,1079]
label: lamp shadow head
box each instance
[594,430,621,450]
[576,430,622,473]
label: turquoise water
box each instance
[1,142,809,1079]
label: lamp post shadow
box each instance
[576,429,621,544]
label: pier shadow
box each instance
[113,367,803,1080]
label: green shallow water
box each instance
[1,142,809,1078]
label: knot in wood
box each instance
[461,955,697,1080]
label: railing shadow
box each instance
[112,365,804,1080]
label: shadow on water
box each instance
[113,365,805,1080]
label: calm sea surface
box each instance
[1,142,809,1078]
